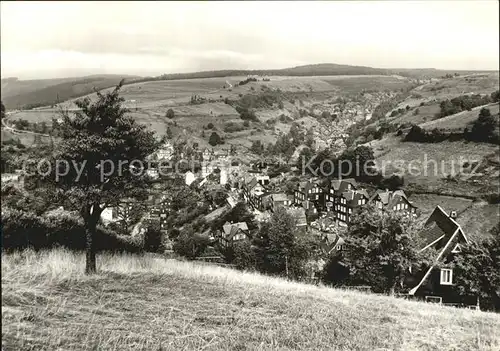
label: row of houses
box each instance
[100,173,477,308]
[236,176,477,307]
[241,176,418,226]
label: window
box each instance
[451,244,461,253]
[337,245,342,250]
[425,296,442,304]
[440,269,453,285]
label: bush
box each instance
[1,207,142,253]
[144,223,164,253]
[206,122,214,129]
[166,109,175,119]
[404,125,448,143]
[467,108,499,144]
[224,122,244,133]
[238,77,257,86]
[208,132,222,146]
[235,106,258,121]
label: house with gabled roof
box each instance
[319,233,345,256]
[242,176,268,210]
[324,178,370,225]
[369,189,417,215]
[405,206,476,307]
[294,179,323,214]
[269,193,292,212]
[219,221,249,247]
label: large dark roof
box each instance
[331,178,358,194]
[418,206,463,249]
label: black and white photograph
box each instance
[1,1,499,350]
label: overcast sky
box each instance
[1,1,498,79]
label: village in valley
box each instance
[3,69,499,313]
[1,2,499,350]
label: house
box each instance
[319,233,345,256]
[270,193,292,212]
[150,141,174,161]
[146,168,160,180]
[146,195,170,232]
[325,179,369,225]
[369,189,417,215]
[220,167,228,185]
[202,148,213,161]
[242,177,267,210]
[325,178,358,206]
[406,206,475,307]
[219,221,249,247]
[100,199,138,227]
[287,207,308,228]
[256,174,270,186]
[294,180,323,206]
[226,195,238,208]
[185,171,196,186]
[252,160,268,172]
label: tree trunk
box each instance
[85,220,97,275]
[389,280,397,296]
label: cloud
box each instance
[0,1,498,79]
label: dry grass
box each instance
[2,249,500,351]
[370,136,498,185]
[420,103,499,132]
[408,194,474,222]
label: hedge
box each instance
[1,206,143,253]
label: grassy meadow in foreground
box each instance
[2,249,500,351]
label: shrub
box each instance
[1,207,142,253]
[206,122,214,129]
[238,77,257,86]
[166,108,175,119]
[144,223,164,253]
[208,132,222,146]
[224,122,244,133]
[235,106,258,121]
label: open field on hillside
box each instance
[387,73,499,115]
[1,75,141,110]
[408,194,474,221]
[2,129,37,145]
[407,194,499,241]
[6,110,59,124]
[3,74,417,148]
[49,75,413,110]
[420,103,500,131]
[411,74,499,101]
[3,249,500,351]
[369,136,499,195]
[388,102,441,125]
[456,201,500,242]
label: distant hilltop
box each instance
[1,63,497,110]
